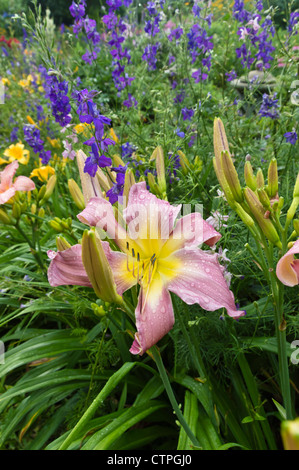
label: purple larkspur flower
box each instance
[176,128,185,138]
[84,142,112,176]
[123,93,138,108]
[142,43,160,71]
[181,107,194,121]
[225,70,237,81]
[259,93,280,119]
[284,130,297,145]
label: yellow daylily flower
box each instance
[109,128,119,143]
[47,137,61,149]
[30,166,55,183]
[1,142,30,165]
[74,123,90,136]
[1,78,10,86]
[27,115,38,127]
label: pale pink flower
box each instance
[48,182,245,355]
[276,240,299,287]
[247,17,260,32]
[0,160,35,205]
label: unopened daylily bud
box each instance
[257,188,271,210]
[220,151,243,203]
[41,175,57,203]
[244,161,257,190]
[31,203,37,215]
[12,202,22,219]
[277,196,284,212]
[147,172,162,197]
[20,201,27,212]
[293,173,299,198]
[267,158,278,198]
[38,207,45,219]
[293,219,299,235]
[177,150,190,175]
[76,150,104,204]
[56,235,71,251]
[213,157,236,207]
[37,185,47,202]
[234,202,256,229]
[244,188,281,247]
[256,168,265,189]
[68,179,85,210]
[96,169,110,193]
[123,169,135,207]
[154,146,167,197]
[281,418,299,450]
[194,156,203,174]
[49,219,62,232]
[112,154,125,167]
[0,208,15,225]
[287,197,299,222]
[60,218,72,231]
[81,230,122,304]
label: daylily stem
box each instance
[255,230,293,420]
[151,346,200,449]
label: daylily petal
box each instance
[13,176,35,192]
[124,182,181,257]
[48,244,92,288]
[0,187,16,205]
[130,276,175,355]
[168,248,245,319]
[276,239,299,287]
[77,197,128,251]
[0,160,18,191]
[104,243,137,295]
[161,212,221,257]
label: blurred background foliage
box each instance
[1,0,299,31]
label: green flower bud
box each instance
[12,202,22,220]
[287,197,299,222]
[256,168,265,189]
[0,208,15,225]
[293,173,299,198]
[220,150,244,203]
[293,219,299,235]
[267,158,278,198]
[68,178,85,210]
[123,169,136,208]
[49,221,61,232]
[81,230,122,304]
[147,172,162,197]
[177,150,190,175]
[38,208,45,219]
[244,161,257,190]
[56,235,71,251]
[257,188,271,210]
[244,188,281,247]
[41,175,56,203]
[154,146,167,197]
[37,185,47,202]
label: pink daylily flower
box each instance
[276,239,299,287]
[0,160,35,205]
[48,182,245,355]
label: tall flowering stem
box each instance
[213,118,296,420]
